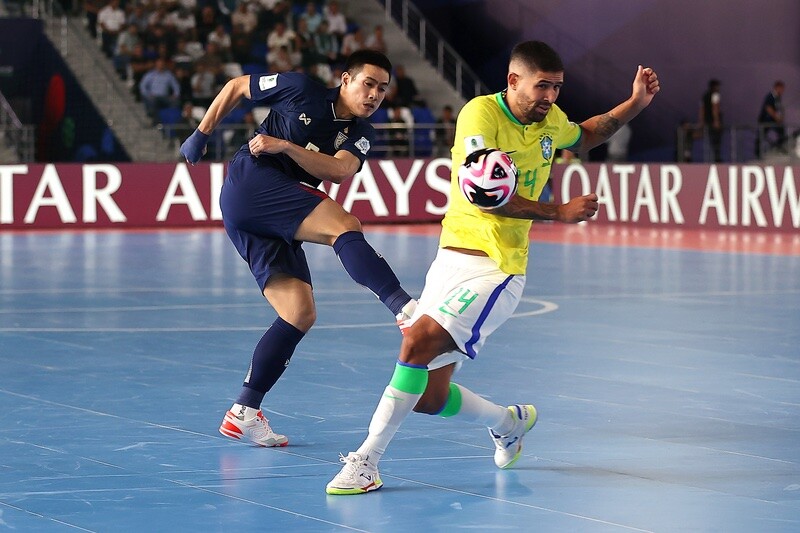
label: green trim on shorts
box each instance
[388,363,429,394]
[439,383,462,418]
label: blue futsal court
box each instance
[1,225,799,532]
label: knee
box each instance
[339,213,362,234]
[276,302,316,332]
[398,330,435,368]
[413,388,448,415]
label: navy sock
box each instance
[236,317,305,409]
[333,231,411,316]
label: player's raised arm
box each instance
[180,75,252,164]
[572,65,660,153]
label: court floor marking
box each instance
[0,501,94,532]
[0,388,654,532]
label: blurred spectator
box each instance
[299,1,323,33]
[365,24,387,55]
[231,1,258,35]
[230,27,254,64]
[174,65,194,106]
[196,41,225,78]
[113,24,141,80]
[129,43,153,98]
[327,65,344,88]
[434,104,455,158]
[267,21,298,66]
[324,0,347,38]
[140,58,181,122]
[756,80,787,157]
[183,34,206,62]
[312,19,339,64]
[127,3,150,34]
[295,18,316,68]
[176,101,201,142]
[191,63,217,107]
[306,63,330,86]
[257,0,285,37]
[208,24,233,62]
[389,65,424,108]
[387,106,410,157]
[269,45,296,73]
[98,0,126,58]
[172,38,196,70]
[340,26,366,57]
[84,0,101,40]
[168,6,197,36]
[142,24,175,60]
[147,5,171,30]
[196,6,220,46]
[228,110,258,149]
[605,123,632,162]
[699,78,722,162]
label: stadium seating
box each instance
[411,106,436,156]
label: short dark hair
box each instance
[510,41,564,73]
[344,49,393,82]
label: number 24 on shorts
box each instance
[439,287,479,317]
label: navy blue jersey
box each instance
[245,72,376,188]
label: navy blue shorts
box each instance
[220,152,328,290]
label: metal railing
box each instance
[677,123,799,163]
[377,0,490,101]
[0,89,35,162]
[160,122,455,162]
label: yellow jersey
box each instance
[440,92,581,274]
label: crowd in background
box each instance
[76,0,455,157]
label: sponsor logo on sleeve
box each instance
[464,135,485,153]
[259,74,278,91]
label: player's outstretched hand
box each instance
[558,193,599,223]
[632,65,660,109]
[180,129,209,164]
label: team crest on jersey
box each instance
[540,134,554,160]
[334,131,348,150]
[355,137,370,154]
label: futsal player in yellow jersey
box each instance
[328,41,659,494]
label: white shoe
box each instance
[326,452,383,495]
[219,408,288,447]
[489,404,537,469]
[395,298,417,335]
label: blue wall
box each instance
[413,0,800,161]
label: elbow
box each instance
[328,168,355,184]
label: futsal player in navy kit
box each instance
[180,50,416,447]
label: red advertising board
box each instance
[551,163,800,231]
[1,160,798,232]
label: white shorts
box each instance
[408,248,525,371]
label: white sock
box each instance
[452,384,514,435]
[355,385,422,465]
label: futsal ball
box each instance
[457,148,519,209]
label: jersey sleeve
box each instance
[551,106,582,150]
[452,97,498,164]
[248,72,304,105]
[338,121,375,172]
